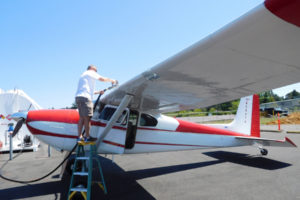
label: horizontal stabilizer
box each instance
[235,136,297,148]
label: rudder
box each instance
[228,94,260,137]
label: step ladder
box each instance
[68,141,107,200]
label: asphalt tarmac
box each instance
[0,125,299,200]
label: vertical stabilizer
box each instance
[229,94,260,137]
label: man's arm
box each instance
[99,77,117,85]
[94,90,105,95]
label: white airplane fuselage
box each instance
[25,95,261,154]
[21,95,295,154]
[26,110,248,154]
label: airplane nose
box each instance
[25,109,80,151]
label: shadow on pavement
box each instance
[0,179,65,200]
[203,151,291,170]
[1,151,290,199]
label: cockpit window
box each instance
[99,107,115,121]
[139,113,158,127]
[99,107,127,125]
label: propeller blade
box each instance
[12,118,25,137]
[10,111,28,121]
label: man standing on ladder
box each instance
[75,65,117,142]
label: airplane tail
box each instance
[228,94,260,137]
[207,94,296,147]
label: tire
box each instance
[260,148,268,156]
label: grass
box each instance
[260,117,277,125]
[202,119,233,124]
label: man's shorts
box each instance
[75,97,93,117]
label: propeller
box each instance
[10,111,28,138]
[11,118,26,137]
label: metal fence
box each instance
[260,98,300,112]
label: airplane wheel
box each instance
[260,148,268,156]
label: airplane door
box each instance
[125,110,138,149]
[97,105,129,154]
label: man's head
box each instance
[87,65,97,72]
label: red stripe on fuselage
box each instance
[27,122,125,147]
[265,0,300,27]
[135,141,210,148]
[91,121,127,131]
[175,119,250,137]
[27,124,77,139]
[102,140,125,148]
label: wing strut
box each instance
[96,94,133,151]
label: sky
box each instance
[0,0,299,109]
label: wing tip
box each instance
[265,0,300,27]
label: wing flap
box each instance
[235,136,297,147]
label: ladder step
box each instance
[70,188,87,192]
[76,157,89,160]
[73,172,88,176]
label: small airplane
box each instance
[11,0,300,162]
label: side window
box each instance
[139,113,158,127]
[129,110,138,126]
[116,110,128,125]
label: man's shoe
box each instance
[85,137,97,142]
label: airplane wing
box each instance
[102,0,300,113]
[235,136,297,147]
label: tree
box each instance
[273,93,283,101]
[229,100,240,111]
[285,90,300,100]
[259,91,281,103]
[70,102,77,109]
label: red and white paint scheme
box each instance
[12,0,299,155]
[15,94,296,155]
